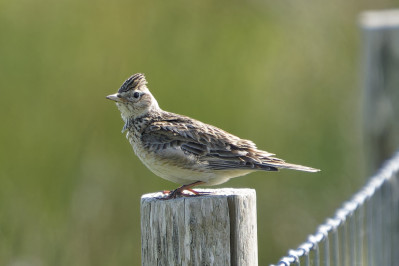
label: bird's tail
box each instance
[270,161,320,172]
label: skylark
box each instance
[106,73,319,199]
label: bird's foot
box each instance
[160,181,208,200]
[186,189,211,196]
[160,189,200,199]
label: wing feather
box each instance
[140,114,280,171]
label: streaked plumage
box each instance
[107,73,319,198]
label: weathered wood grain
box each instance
[141,188,257,266]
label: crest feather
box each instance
[118,73,147,93]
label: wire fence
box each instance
[271,151,399,266]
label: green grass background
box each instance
[1,0,397,264]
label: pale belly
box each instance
[127,134,252,186]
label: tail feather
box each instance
[267,161,320,172]
[255,150,320,172]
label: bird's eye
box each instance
[133,92,140,99]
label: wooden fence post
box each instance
[140,188,257,266]
[361,9,399,173]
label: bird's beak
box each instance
[106,93,122,102]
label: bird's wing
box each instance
[141,115,281,171]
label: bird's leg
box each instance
[163,181,207,199]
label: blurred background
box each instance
[1,0,398,265]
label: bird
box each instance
[106,73,320,199]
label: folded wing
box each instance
[141,114,290,172]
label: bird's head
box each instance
[106,73,159,120]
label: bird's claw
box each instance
[159,189,210,200]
